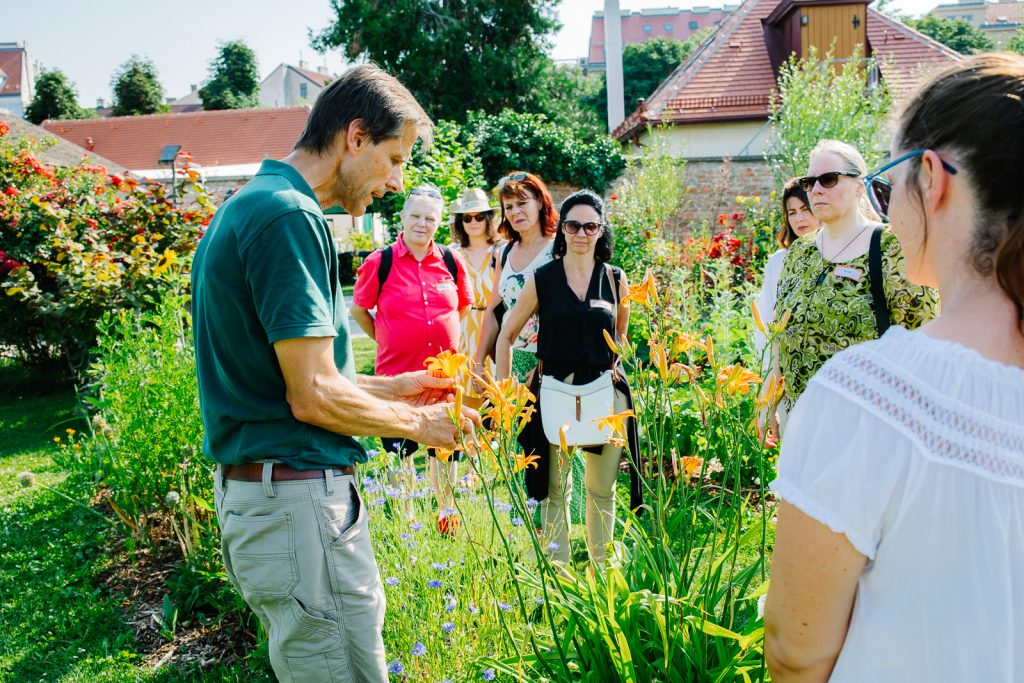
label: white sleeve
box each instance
[770,376,912,559]
[754,251,783,368]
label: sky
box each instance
[7,0,940,108]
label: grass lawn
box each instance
[0,360,267,682]
[352,336,377,375]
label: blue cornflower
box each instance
[401,533,412,541]
[388,659,405,674]
[511,516,524,527]
[428,579,443,588]
[482,668,496,681]
[431,562,445,571]
[410,642,426,656]
[444,594,457,612]
[468,603,480,615]
[534,597,544,605]
[526,497,539,509]
[442,679,454,683]
[372,497,385,506]
[442,621,455,633]
[366,449,380,457]
[497,601,511,611]
[493,500,512,512]
[411,522,424,531]
[547,542,559,553]
[385,577,399,586]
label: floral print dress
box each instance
[497,241,554,381]
[773,227,940,404]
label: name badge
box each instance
[436,282,455,292]
[589,299,614,311]
[833,265,864,282]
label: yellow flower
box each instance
[622,268,659,307]
[716,364,762,396]
[592,409,635,445]
[650,342,670,381]
[472,370,535,434]
[558,424,570,454]
[681,456,704,480]
[6,287,23,296]
[424,350,471,379]
[752,301,767,336]
[670,331,702,357]
[447,385,464,423]
[513,452,540,473]
[153,248,178,277]
[436,448,455,462]
[602,328,620,355]
[53,437,61,443]
[66,428,76,436]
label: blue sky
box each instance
[8,0,939,108]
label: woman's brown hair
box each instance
[894,52,1024,333]
[496,172,558,243]
[777,178,812,249]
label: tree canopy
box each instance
[905,14,994,54]
[199,40,261,110]
[1008,25,1024,55]
[310,0,561,123]
[25,70,85,124]
[110,56,168,116]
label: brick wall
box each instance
[668,157,778,238]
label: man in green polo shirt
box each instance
[192,64,477,683]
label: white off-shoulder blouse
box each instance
[771,325,1024,683]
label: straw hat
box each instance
[450,188,497,215]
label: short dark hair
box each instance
[552,189,613,263]
[778,178,811,249]
[293,63,433,155]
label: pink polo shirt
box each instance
[354,234,473,376]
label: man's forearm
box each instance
[292,374,419,440]
[357,374,395,401]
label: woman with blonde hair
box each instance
[760,139,940,436]
[765,52,1024,683]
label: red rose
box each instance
[3,187,18,196]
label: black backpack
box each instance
[868,226,891,336]
[376,244,459,297]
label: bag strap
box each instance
[868,226,891,337]
[439,245,459,283]
[604,264,620,372]
[376,245,393,299]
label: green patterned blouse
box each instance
[773,227,940,403]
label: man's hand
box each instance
[415,404,483,450]
[391,371,454,406]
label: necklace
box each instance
[814,225,871,286]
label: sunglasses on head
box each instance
[797,171,860,193]
[408,187,442,200]
[498,172,529,186]
[863,149,958,221]
[462,213,491,223]
[563,220,603,236]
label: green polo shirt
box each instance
[191,159,366,469]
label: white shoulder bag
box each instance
[539,265,620,449]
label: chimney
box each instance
[299,59,308,69]
[96,98,105,109]
[317,65,328,75]
[190,83,198,92]
[604,0,626,131]
[85,136,95,150]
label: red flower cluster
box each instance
[3,187,18,196]
[0,120,8,137]
[0,249,24,277]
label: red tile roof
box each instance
[985,1,1024,24]
[291,65,333,87]
[0,48,24,96]
[612,0,961,140]
[41,106,311,170]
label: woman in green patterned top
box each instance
[764,140,940,436]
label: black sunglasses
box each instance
[797,171,860,193]
[563,220,603,236]
[863,149,958,221]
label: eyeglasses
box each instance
[462,213,491,223]
[797,171,860,193]
[563,220,603,236]
[863,149,958,221]
[498,172,529,186]
[408,187,442,200]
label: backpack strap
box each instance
[376,245,394,299]
[604,264,621,372]
[439,245,459,283]
[868,226,891,337]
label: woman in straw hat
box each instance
[450,187,503,396]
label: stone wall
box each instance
[668,156,778,238]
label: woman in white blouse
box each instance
[753,178,820,365]
[765,53,1024,682]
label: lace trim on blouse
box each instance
[813,345,1024,487]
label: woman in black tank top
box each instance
[496,190,642,566]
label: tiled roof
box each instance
[0,48,24,96]
[613,0,961,140]
[290,65,333,87]
[41,106,310,170]
[0,111,125,172]
[984,1,1024,23]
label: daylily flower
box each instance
[717,364,762,396]
[623,268,659,307]
[752,301,767,336]
[512,452,540,473]
[681,456,704,480]
[592,409,635,446]
[424,349,471,379]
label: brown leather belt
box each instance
[223,462,355,482]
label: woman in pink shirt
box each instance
[352,185,473,529]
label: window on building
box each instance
[643,24,653,32]
[664,23,674,31]
[689,19,700,30]
[300,82,308,99]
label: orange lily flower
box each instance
[592,409,635,446]
[513,452,541,473]
[681,456,704,480]
[622,268,660,307]
[424,350,471,379]
[716,364,763,396]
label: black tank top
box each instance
[535,259,620,381]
